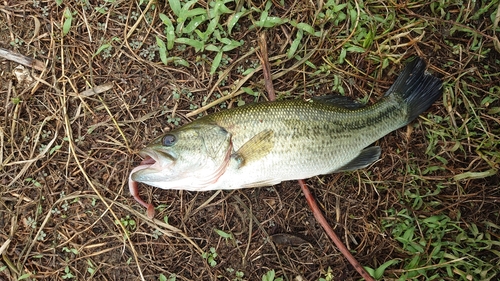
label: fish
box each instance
[129,57,442,217]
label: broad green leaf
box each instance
[203,18,218,39]
[159,13,173,27]
[332,3,347,12]
[95,6,107,14]
[287,29,303,58]
[183,8,206,18]
[210,51,223,74]
[296,22,316,35]
[259,9,268,24]
[195,29,207,41]
[221,40,243,52]
[382,57,389,69]
[242,68,255,76]
[214,229,233,239]
[242,86,259,96]
[94,43,111,57]
[256,16,285,28]
[159,14,176,50]
[346,45,365,53]
[338,47,347,64]
[179,0,199,18]
[156,36,168,64]
[262,270,275,281]
[175,37,204,52]
[168,0,181,16]
[373,259,400,279]
[18,273,32,280]
[362,30,374,49]
[205,44,220,52]
[219,37,232,45]
[210,0,233,18]
[173,58,189,67]
[305,60,316,69]
[166,28,175,50]
[264,0,272,12]
[183,15,206,34]
[62,8,73,36]
[257,4,285,28]
[349,9,357,27]
[227,10,246,34]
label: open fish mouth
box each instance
[129,155,157,179]
[138,148,175,170]
[129,148,177,182]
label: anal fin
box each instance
[334,146,381,172]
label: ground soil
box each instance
[1,1,499,281]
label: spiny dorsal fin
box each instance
[312,95,363,109]
[233,129,274,168]
[334,146,381,172]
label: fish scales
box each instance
[200,97,406,186]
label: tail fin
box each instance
[385,58,443,124]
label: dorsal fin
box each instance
[233,129,274,168]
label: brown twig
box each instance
[0,47,45,71]
[258,32,276,101]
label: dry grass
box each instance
[1,0,499,280]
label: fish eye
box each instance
[162,134,176,146]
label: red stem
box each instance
[298,180,375,281]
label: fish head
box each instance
[130,122,232,190]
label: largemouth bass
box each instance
[129,58,442,216]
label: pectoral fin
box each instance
[233,129,274,168]
[334,146,381,172]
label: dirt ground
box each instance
[1,1,499,280]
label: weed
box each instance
[154,0,323,73]
[116,215,137,231]
[36,231,46,241]
[94,37,120,58]
[214,228,234,243]
[318,266,335,281]
[261,269,283,281]
[25,217,37,228]
[62,8,74,36]
[11,96,22,104]
[167,116,181,126]
[159,273,177,281]
[25,178,42,187]
[202,247,218,267]
[62,247,79,255]
[10,38,24,48]
[226,267,245,281]
[61,266,76,279]
[382,208,500,280]
[86,259,96,276]
[152,229,163,239]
